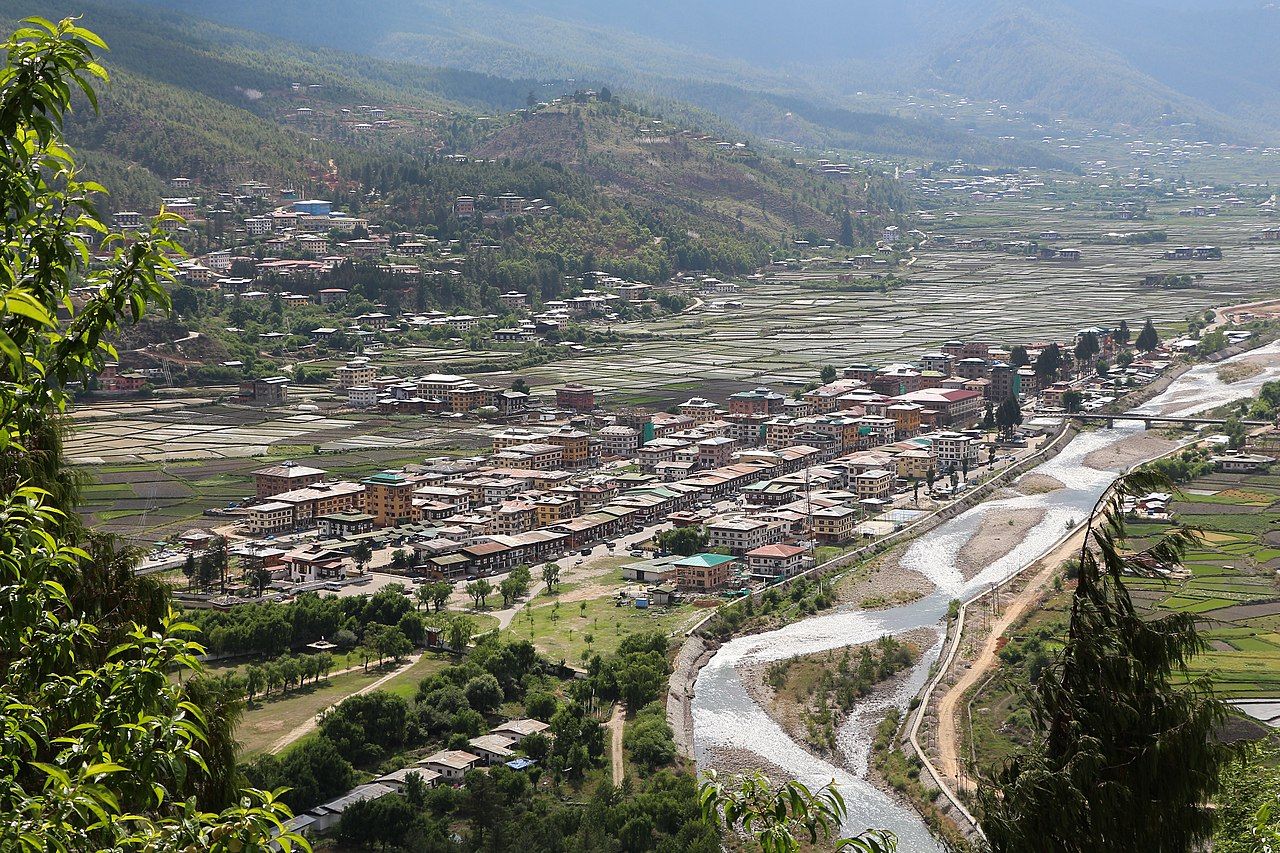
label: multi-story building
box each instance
[544,427,594,468]
[348,385,378,408]
[335,360,378,389]
[417,373,470,401]
[744,543,807,580]
[555,383,597,412]
[316,512,375,538]
[253,462,326,500]
[705,517,784,555]
[493,442,563,470]
[496,390,528,418]
[361,470,418,526]
[272,481,366,526]
[811,505,858,543]
[921,352,952,375]
[893,388,983,427]
[248,501,294,534]
[885,402,924,436]
[954,357,989,381]
[638,438,691,472]
[498,290,529,311]
[697,436,737,469]
[854,469,895,502]
[599,425,640,458]
[649,412,696,439]
[238,376,290,406]
[871,366,924,397]
[447,384,493,413]
[679,397,722,424]
[931,431,979,472]
[491,502,536,535]
[533,495,579,527]
[728,386,786,416]
[674,553,736,593]
[894,449,936,480]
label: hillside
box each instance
[1,0,562,207]
[469,101,905,244]
[131,0,1079,167]
[136,0,1280,147]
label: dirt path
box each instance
[607,703,625,787]
[266,652,423,754]
[934,528,1085,790]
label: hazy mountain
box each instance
[135,0,1280,145]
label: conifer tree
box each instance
[979,472,1235,852]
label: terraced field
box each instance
[1124,470,1280,700]
[518,200,1280,406]
[76,427,494,545]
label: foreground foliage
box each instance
[0,18,302,851]
[698,770,895,852]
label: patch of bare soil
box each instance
[954,508,1047,580]
[834,559,937,609]
[1084,433,1178,472]
[1016,473,1064,495]
[704,746,794,782]
[1218,361,1264,384]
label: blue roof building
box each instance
[293,199,332,216]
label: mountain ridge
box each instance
[132,0,1280,146]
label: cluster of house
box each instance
[337,364,596,418]
[453,193,556,223]
[237,377,994,598]
[292,99,405,135]
[285,717,550,838]
[238,437,840,590]
[219,329,1192,601]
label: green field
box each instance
[965,465,1280,776]
[504,592,707,665]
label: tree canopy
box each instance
[0,18,301,850]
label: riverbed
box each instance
[691,342,1280,848]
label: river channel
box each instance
[691,342,1280,850]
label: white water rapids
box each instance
[692,342,1280,849]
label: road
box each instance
[607,703,625,787]
[934,527,1085,790]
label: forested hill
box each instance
[0,0,562,208]
[5,1,908,286]
[470,99,907,246]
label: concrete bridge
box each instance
[1071,413,1271,430]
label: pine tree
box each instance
[1136,318,1160,352]
[1034,343,1063,383]
[840,210,855,247]
[1116,319,1131,345]
[979,472,1235,852]
[995,395,1023,438]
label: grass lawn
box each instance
[376,653,453,700]
[505,594,707,665]
[238,667,397,757]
